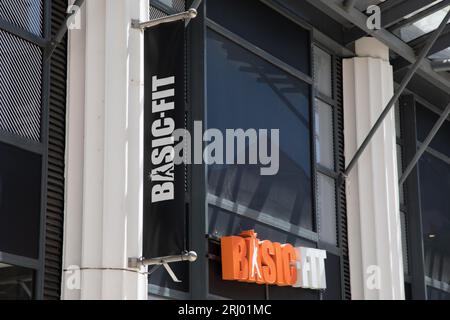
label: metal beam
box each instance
[432,59,450,72]
[409,23,450,55]
[307,0,450,105]
[344,0,434,44]
[131,8,197,30]
[382,0,439,28]
[329,1,450,177]
[399,101,450,185]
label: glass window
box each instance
[322,253,342,300]
[0,142,42,259]
[315,99,334,170]
[151,0,185,12]
[0,0,43,36]
[419,152,450,288]
[400,210,409,275]
[207,0,311,75]
[207,205,318,300]
[0,263,34,300]
[206,29,313,230]
[0,30,43,142]
[317,173,337,246]
[416,104,450,158]
[314,46,332,97]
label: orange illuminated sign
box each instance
[221,230,327,289]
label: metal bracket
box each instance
[131,8,197,30]
[128,251,197,283]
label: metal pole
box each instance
[128,251,197,268]
[399,101,450,186]
[185,0,204,27]
[342,9,450,180]
[132,8,197,30]
[44,0,85,61]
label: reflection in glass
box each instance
[315,99,334,170]
[206,30,313,230]
[0,264,34,300]
[395,5,450,42]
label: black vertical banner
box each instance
[144,21,185,258]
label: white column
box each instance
[343,37,405,300]
[62,0,148,300]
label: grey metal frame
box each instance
[184,0,349,301]
[0,0,52,300]
[342,8,450,179]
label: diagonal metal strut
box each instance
[44,0,85,61]
[342,9,450,181]
[399,101,450,186]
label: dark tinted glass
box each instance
[0,142,41,258]
[0,264,34,300]
[416,104,450,157]
[207,30,313,230]
[322,253,341,300]
[427,286,450,300]
[419,152,450,286]
[207,0,310,75]
[208,205,316,248]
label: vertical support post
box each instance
[343,37,405,300]
[62,0,148,300]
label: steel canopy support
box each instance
[307,0,450,103]
[399,101,450,185]
[131,8,197,30]
[44,0,85,61]
[343,9,450,179]
[310,0,450,180]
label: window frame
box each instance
[0,0,51,300]
[399,91,450,300]
[150,0,349,300]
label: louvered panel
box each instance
[149,5,167,19]
[0,29,42,141]
[336,58,351,300]
[0,0,44,36]
[43,0,68,300]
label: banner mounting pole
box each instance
[131,8,197,30]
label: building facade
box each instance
[0,0,449,300]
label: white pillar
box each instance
[343,37,405,300]
[61,0,148,300]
